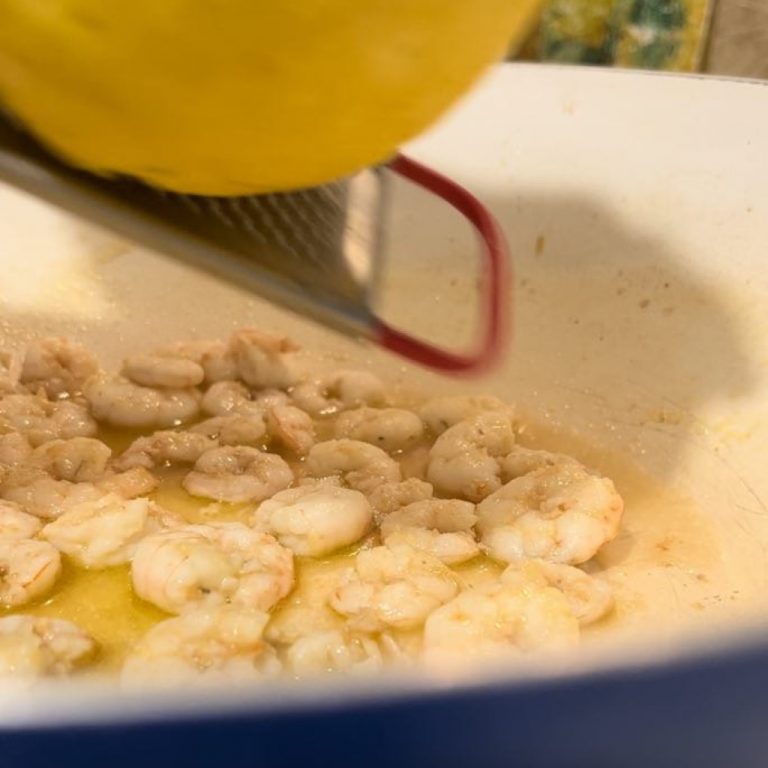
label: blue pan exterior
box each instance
[2,638,768,768]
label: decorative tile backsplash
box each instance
[516,0,713,72]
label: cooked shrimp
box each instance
[191,414,267,447]
[200,380,252,416]
[305,439,400,495]
[254,485,372,557]
[29,437,111,482]
[230,329,302,389]
[122,354,205,389]
[200,345,239,384]
[114,430,217,471]
[368,478,434,517]
[499,447,581,482]
[0,502,42,539]
[266,404,315,456]
[0,432,32,465]
[84,375,201,429]
[121,606,279,689]
[199,388,287,443]
[426,411,516,502]
[292,370,385,416]
[329,543,459,631]
[42,494,181,568]
[0,350,22,393]
[422,581,579,669]
[0,538,61,607]
[286,630,395,678]
[289,381,328,416]
[20,338,99,398]
[0,394,97,445]
[132,523,294,614]
[501,559,613,626]
[183,446,293,503]
[329,370,386,409]
[1,461,152,519]
[155,340,238,384]
[0,616,96,680]
[295,475,343,490]
[0,395,55,437]
[0,468,104,520]
[476,461,623,565]
[419,395,513,435]
[154,339,218,362]
[334,407,424,453]
[253,389,291,409]
[97,466,160,498]
[40,400,99,444]
[380,499,479,565]
[0,327,633,682]
[264,558,349,647]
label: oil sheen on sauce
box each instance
[1,415,742,677]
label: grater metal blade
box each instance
[0,112,508,374]
[0,110,385,337]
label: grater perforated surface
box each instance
[0,111,386,336]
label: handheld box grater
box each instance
[0,112,508,374]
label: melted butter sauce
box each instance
[4,408,740,677]
[4,563,168,674]
[518,419,744,643]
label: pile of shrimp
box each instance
[0,331,623,687]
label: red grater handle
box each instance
[372,154,510,375]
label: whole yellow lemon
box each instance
[0,1,539,194]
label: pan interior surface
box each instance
[0,65,766,711]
